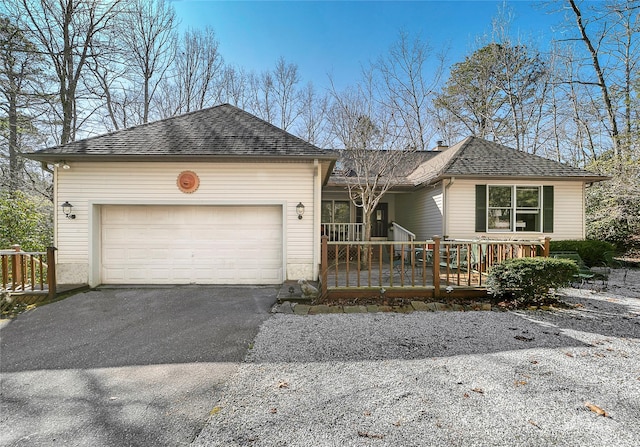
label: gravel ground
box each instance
[193,269,640,446]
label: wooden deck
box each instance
[1,246,57,315]
[320,236,549,301]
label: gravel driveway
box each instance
[193,269,640,446]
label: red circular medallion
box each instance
[177,171,199,193]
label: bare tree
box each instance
[294,82,330,147]
[87,54,138,131]
[327,74,415,244]
[120,0,176,123]
[272,56,301,131]
[10,0,123,144]
[219,65,249,108]
[566,0,622,156]
[246,70,276,124]
[169,27,224,114]
[376,31,445,151]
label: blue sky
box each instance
[172,0,563,91]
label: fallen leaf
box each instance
[358,431,384,439]
[270,408,278,414]
[363,411,371,416]
[514,380,528,387]
[209,406,222,416]
[471,388,484,394]
[530,360,539,364]
[277,381,289,389]
[565,352,574,358]
[463,393,470,398]
[528,419,541,429]
[515,335,534,342]
[585,402,609,417]
[393,420,402,427]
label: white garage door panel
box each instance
[101,205,283,284]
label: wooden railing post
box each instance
[11,245,21,291]
[320,236,328,299]
[433,236,441,299]
[47,246,57,299]
[1,253,8,289]
[543,237,550,257]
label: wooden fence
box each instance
[320,236,549,301]
[1,245,57,314]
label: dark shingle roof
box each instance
[26,104,335,161]
[326,150,440,190]
[409,136,608,184]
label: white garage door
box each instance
[101,205,283,284]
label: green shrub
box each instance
[487,257,579,305]
[0,191,53,251]
[549,240,616,267]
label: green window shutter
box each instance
[543,186,554,233]
[475,185,487,232]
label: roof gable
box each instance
[409,136,608,184]
[27,104,334,161]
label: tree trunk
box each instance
[568,0,620,157]
[8,88,20,190]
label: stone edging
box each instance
[272,300,494,315]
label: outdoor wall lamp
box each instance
[296,202,305,220]
[61,201,76,220]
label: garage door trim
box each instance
[88,200,287,287]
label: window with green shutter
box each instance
[475,185,553,233]
[475,185,486,232]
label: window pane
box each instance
[488,209,512,230]
[516,212,540,232]
[333,202,350,223]
[489,186,512,207]
[516,187,539,208]
[321,201,332,222]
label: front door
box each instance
[357,203,388,238]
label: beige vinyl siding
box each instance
[55,161,315,284]
[395,184,443,240]
[446,179,585,240]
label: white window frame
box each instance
[487,185,542,233]
[321,200,351,224]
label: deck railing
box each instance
[321,222,365,242]
[1,245,57,302]
[390,222,415,243]
[320,236,550,301]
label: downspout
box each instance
[442,177,455,238]
[313,159,320,280]
[582,182,586,239]
[53,164,59,248]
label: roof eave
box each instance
[430,174,611,183]
[25,153,338,163]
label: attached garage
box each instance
[100,205,283,284]
[26,104,336,286]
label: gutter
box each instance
[442,178,455,238]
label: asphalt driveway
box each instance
[0,286,278,446]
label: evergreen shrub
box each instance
[487,257,579,305]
